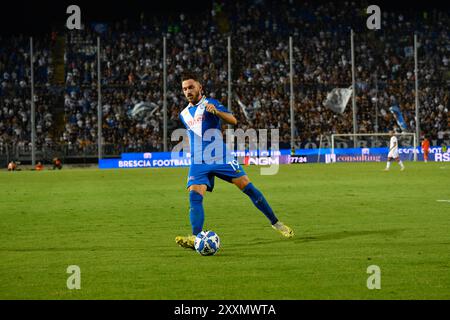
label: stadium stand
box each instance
[0,1,448,162]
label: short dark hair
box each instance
[181,71,201,83]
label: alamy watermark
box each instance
[66,5,82,30]
[171,128,281,175]
[366,265,381,290]
[366,5,381,30]
[67,265,81,290]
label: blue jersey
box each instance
[179,96,232,164]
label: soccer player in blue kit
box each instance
[175,72,294,249]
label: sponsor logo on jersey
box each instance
[186,114,205,127]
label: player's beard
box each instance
[188,91,202,105]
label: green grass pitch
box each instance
[0,162,449,299]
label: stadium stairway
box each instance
[49,88,65,144]
[448,110,450,128]
[51,35,66,86]
[212,2,230,33]
[47,34,66,154]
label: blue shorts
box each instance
[186,160,247,192]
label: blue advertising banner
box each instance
[98,147,449,169]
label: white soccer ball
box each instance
[194,230,220,256]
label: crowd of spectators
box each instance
[1,0,448,157]
[0,35,56,155]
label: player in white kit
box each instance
[385,130,405,171]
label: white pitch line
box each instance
[436,200,450,203]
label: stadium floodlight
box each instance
[331,132,418,162]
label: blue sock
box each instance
[242,183,279,225]
[189,191,204,235]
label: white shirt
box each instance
[390,136,398,151]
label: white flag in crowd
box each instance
[323,87,353,114]
[130,102,159,118]
[236,97,251,121]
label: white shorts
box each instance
[388,150,399,159]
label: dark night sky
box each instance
[0,0,448,36]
